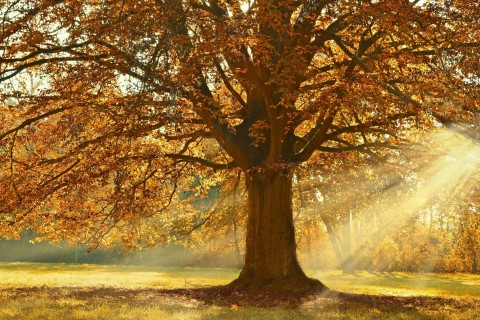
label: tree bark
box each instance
[472,250,478,274]
[322,216,344,267]
[232,216,243,269]
[341,211,355,274]
[229,169,328,292]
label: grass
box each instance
[0,262,235,288]
[310,270,480,299]
[0,263,479,319]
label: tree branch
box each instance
[293,109,338,162]
[0,105,73,141]
[164,153,236,170]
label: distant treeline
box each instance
[0,236,123,264]
[0,232,240,267]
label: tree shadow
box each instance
[61,286,480,306]
[2,285,477,312]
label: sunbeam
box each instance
[301,128,480,275]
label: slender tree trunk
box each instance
[472,250,478,274]
[341,211,355,274]
[232,216,243,269]
[429,208,434,232]
[356,215,362,266]
[322,217,344,266]
[229,169,327,292]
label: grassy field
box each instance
[0,263,479,319]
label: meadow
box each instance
[0,263,478,319]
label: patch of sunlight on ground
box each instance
[308,270,480,299]
[1,263,479,299]
[0,262,238,288]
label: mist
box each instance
[298,129,480,273]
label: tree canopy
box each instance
[0,0,478,290]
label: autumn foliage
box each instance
[0,0,478,290]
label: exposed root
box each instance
[228,275,329,294]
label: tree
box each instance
[0,0,478,291]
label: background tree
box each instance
[0,0,478,291]
[296,129,480,274]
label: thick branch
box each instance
[164,153,236,170]
[214,60,247,109]
[0,105,72,141]
[325,112,416,139]
[0,55,107,83]
[0,42,92,63]
[317,143,400,152]
[293,110,337,162]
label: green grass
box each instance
[310,270,480,299]
[0,263,479,319]
[0,262,236,288]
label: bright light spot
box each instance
[4,97,19,107]
[301,128,480,273]
[315,190,324,202]
[240,1,252,12]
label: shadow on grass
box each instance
[2,285,479,320]
[2,285,477,310]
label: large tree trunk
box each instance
[229,169,328,292]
